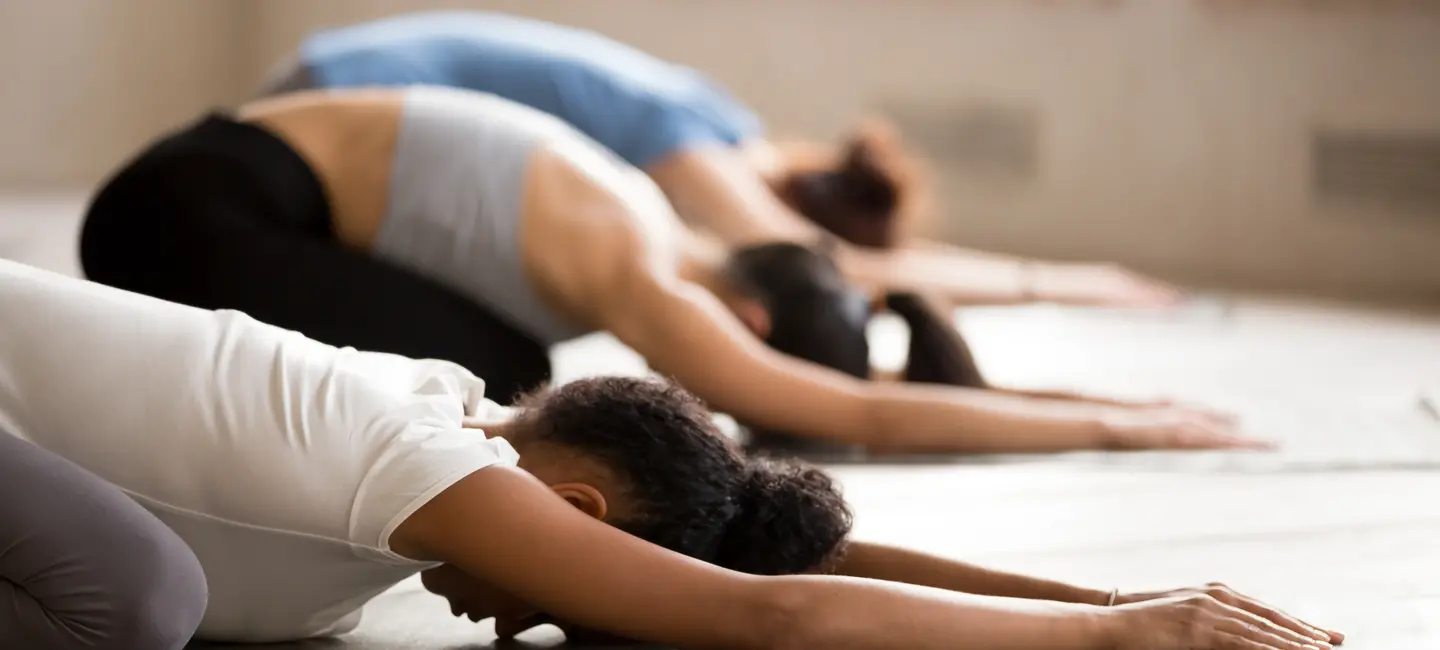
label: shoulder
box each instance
[352,417,521,554]
[524,137,684,286]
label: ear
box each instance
[550,483,609,521]
[729,297,773,339]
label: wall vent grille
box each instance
[886,103,1040,181]
[1314,130,1440,216]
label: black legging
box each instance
[80,114,552,404]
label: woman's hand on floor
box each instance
[1031,262,1184,308]
[1097,405,1273,451]
[1107,583,1343,648]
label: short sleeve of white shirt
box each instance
[351,419,519,558]
[313,349,522,555]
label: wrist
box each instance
[1044,603,1125,650]
[1076,586,1119,607]
[1089,414,1125,451]
[1082,605,1127,650]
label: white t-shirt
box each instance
[0,259,520,642]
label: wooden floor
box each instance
[4,194,1438,649]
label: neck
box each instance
[479,418,516,437]
[467,408,521,441]
[475,418,540,472]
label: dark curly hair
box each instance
[508,376,852,576]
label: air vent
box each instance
[1313,130,1440,215]
[885,103,1040,181]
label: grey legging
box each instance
[0,432,208,649]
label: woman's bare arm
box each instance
[594,240,1130,453]
[597,243,1266,453]
[393,468,1337,650]
[842,239,1183,308]
[834,541,1111,605]
[890,238,1183,308]
[391,465,1114,650]
[647,147,1181,307]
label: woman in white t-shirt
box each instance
[0,259,1343,650]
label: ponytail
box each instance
[884,292,988,388]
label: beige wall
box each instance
[3,1,1439,301]
[0,0,252,186]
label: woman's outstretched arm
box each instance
[834,541,1342,646]
[646,147,1180,307]
[879,238,1184,308]
[595,238,1263,454]
[392,465,1103,650]
[391,466,1338,650]
[834,541,1112,604]
[841,242,1184,308]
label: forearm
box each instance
[834,542,1111,605]
[994,387,1139,408]
[836,244,1036,306]
[862,383,1112,454]
[773,575,1110,650]
[613,271,1104,452]
[650,148,1066,305]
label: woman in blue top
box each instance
[261,10,1182,311]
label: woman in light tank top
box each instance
[258,11,1184,313]
[81,86,1260,457]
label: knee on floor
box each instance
[101,526,209,650]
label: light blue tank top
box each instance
[300,11,763,169]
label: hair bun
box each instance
[713,458,853,576]
[835,136,900,216]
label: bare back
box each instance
[234,87,694,343]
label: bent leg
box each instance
[0,433,207,650]
[81,202,553,404]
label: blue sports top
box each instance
[300,11,764,168]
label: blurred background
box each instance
[2,0,1439,303]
